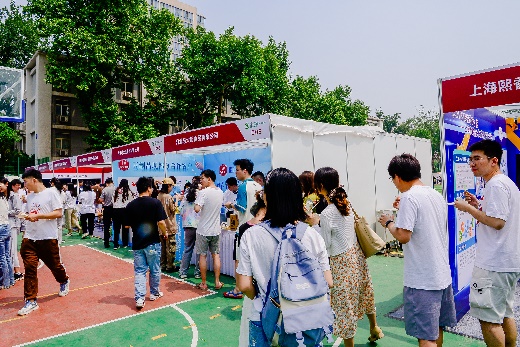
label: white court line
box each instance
[332,337,342,347]
[172,305,199,347]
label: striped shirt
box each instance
[318,204,356,257]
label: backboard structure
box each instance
[0,66,24,122]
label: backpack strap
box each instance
[259,221,282,243]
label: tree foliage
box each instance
[380,107,441,172]
[26,0,183,149]
[0,1,40,69]
[0,121,21,169]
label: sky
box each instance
[3,0,520,119]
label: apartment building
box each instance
[22,0,205,164]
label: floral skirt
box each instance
[330,242,376,339]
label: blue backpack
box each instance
[259,221,334,347]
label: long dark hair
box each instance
[314,167,350,216]
[114,179,130,202]
[67,183,77,198]
[299,171,315,197]
[264,168,306,228]
[185,177,200,203]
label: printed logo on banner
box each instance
[118,159,130,171]
[219,164,228,176]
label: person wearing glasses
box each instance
[379,154,455,347]
[454,140,520,347]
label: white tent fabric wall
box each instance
[267,114,433,232]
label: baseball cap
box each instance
[163,178,174,185]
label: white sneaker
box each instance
[59,279,70,297]
[18,300,39,316]
[179,273,187,279]
[150,292,163,301]
[136,298,145,309]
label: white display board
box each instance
[396,135,416,157]
[271,125,314,174]
[313,133,348,191]
[345,134,377,226]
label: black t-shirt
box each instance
[126,196,167,250]
[237,221,254,248]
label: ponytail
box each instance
[329,186,350,216]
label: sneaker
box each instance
[18,300,39,316]
[149,292,163,301]
[194,273,201,279]
[179,273,187,279]
[136,297,145,309]
[59,279,70,297]
[14,273,24,282]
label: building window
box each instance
[55,135,71,157]
[55,100,70,124]
[121,81,133,100]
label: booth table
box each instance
[189,228,236,277]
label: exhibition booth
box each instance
[439,63,520,318]
[34,113,432,276]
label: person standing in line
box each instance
[179,177,201,280]
[194,169,224,291]
[309,167,383,346]
[157,178,179,272]
[112,179,135,249]
[454,140,520,347]
[18,169,69,316]
[222,177,238,218]
[63,183,75,236]
[229,159,262,227]
[7,179,23,282]
[50,178,66,244]
[251,171,265,188]
[379,154,456,347]
[236,168,333,346]
[67,183,82,234]
[299,171,319,215]
[78,183,96,239]
[99,178,116,249]
[126,177,168,309]
[0,178,14,289]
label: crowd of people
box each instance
[0,139,518,347]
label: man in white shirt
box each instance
[194,169,224,291]
[379,154,456,347]
[222,177,238,218]
[231,159,262,226]
[18,169,70,316]
[454,140,520,347]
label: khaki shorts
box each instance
[195,234,220,255]
[469,266,520,324]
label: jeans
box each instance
[249,320,269,347]
[179,227,200,276]
[0,224,14,287]
[134,242,161,301]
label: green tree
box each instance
[377,109,401,133]
[392,107,441,172]
[0,1,41,69]
[0,121,21,171]
[175,27,291,125]
[26,0,183,150]
[284,76,369,126]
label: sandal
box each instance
[196,283,208,291]
[368,326,384,342]
[223,289,243,299]
[214,281,224,290]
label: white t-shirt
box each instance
[25,188,63,240]
[237,180,262,226]
[236,223,330,321]
[475,174,520,272]
[195,186,224,236]
[223,189,237,213]
[395,185,451,290]
[78,191,96,214]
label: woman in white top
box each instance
[64,183,78,235]
[7,179,23,281]
[112,179,135,249]
[0,177,14,289]
[310,167,383,347]
[78,183,96,238]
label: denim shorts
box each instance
[403,284,457,341]
[249,320,269,347]
[469,267,520,324]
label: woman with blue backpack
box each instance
[310,167,384,347]
[236,167,334,347]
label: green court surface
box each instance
[7,232,485,347]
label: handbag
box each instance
[351,206,386,258]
